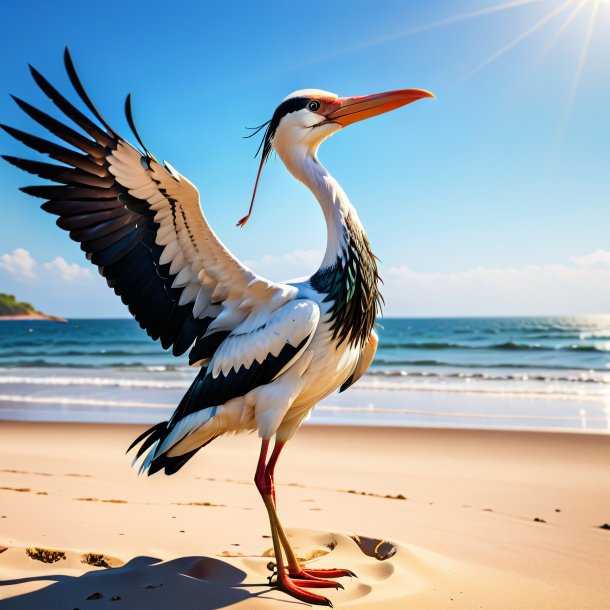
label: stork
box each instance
[2,50,433,607]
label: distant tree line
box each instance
[0,292,38,316]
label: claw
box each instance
[291,577,344,589]
[275,570,334,607]
[300,567,357,579]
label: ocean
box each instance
[1,316,609,432]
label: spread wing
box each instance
[2,49,297,363]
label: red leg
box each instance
[265,440,284,507]
[256,440,336,606]
[263,441,356,584]
[254,439,271,495]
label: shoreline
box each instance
[1,421,609,608]
[0,314,66,322]
[1,379,608,432]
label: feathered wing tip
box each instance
[124,93,156,160]
[65,47,155,162]
[63,47,118,138]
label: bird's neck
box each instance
[280,146,357,267]
[281,146,381,347]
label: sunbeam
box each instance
[243,0,543,85]
[515,0,587,88]
[459,0,575,83]
[344,0,544,55]
[561,0,601,128]
[533,0,588,66]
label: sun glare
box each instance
[368,0,607,130]
[447,0,607,133]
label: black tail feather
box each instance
[127,412,218,477]
[126,420,167,454]
[148,435,218,476]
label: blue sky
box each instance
[1,0,609,317]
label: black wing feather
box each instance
[9,94,105,158]
[3,51,211,357]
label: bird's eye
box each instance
[307,100,320,112]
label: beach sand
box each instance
[1,421,609,609]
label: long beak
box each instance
[325,89,435,127]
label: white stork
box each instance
[2,49,433,607]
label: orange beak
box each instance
[325,88,435,127]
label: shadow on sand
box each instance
[1,554,291,609]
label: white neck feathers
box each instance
[276,143,358,270]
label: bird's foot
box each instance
[271,568,336,607]
[293,567,357,579]
[287,568,345,589]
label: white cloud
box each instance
[570,249,610,269]
[4,246,610,317]
[244,247,610,316]
[0,248,37,281]
[43,256,91,283]
[383,251,610,316]
[0,248,90,284]
[246,249,323,280]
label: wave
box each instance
[0,349,167,359]
[0,365,607,394]
[0,338,151,349]
[0,374,191,389]
[379,340,610,353]
[7,341,606,361]
[372,358,606,372]
[1,355,603,372]
[0,394,173,409]
[0,393,606,423]
[366,370,608,384]
[0,359,187,369]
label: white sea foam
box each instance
[0,369,609,401]
[0,394,173,409]
[0,374,191,390]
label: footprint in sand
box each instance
[171,501,225,507]
[0,469,52,477]
[342,489,407,500]
[75,497,127,503]
[351,535,397,561]
[0,486,31,493]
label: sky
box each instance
[0,0,609,318]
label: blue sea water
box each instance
[1,316,609,431]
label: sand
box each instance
[1,421,609,609]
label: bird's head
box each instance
[237,87,434,227]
